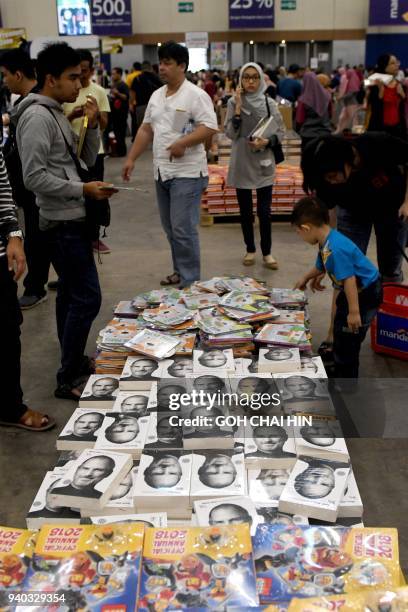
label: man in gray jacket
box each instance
[16,43,117,400]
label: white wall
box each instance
[332,40,366,67]
[2,0,369,39]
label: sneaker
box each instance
[19,295,47,310]
[47,281,58,290]
[92,240,111,254]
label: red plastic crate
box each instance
[371,283,408,360]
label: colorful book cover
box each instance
[0,527,36,596]
[253,525,400,604]
[138,525,259,610]
[25,523,144,611]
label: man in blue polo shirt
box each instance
[292,197,383,378]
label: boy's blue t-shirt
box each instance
[315,229,379,289]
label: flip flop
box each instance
[0,410,56,432]
[160,273,180,286]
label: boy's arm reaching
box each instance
[343,276,362,332]
[294,267,326,292]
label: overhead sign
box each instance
[369,0,408,25]
[229,0,274,29]
[178,2,194,12]
[101,37,123,53]
[281,0,296,9]
[0,28,27,49]
[185,31,209,48]
[91,0,132,35]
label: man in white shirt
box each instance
[122,41,217,288]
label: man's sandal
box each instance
[160,273,181,286]
[0,409,56,432]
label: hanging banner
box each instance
[0,28,27,49]
[185,31,209,48]
[229,0,274,29]
[91,0,132,35]
[369,0,408,25]
[101,37,123,53]
[210,42,228,70]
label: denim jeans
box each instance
[236,186,273,256]
[43,221,102,386]
[0,257,26,423]
[337,206,407,282]
[155,175,208,288]
[333,277,383,378]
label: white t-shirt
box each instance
[143,79,218,181]
[64,81,110,155]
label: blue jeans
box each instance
[43,222,102,386]
[155,175,208,288]
[337,206,407,282]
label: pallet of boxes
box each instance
[11,276,405,609]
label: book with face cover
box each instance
[190,450,246,503]
[57,408,106,450]
[79,375,120,408]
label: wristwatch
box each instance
[8,230,23,240]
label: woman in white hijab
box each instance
[225,62,285,269]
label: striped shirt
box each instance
[0,148,19,259]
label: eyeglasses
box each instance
[242,74,260,82]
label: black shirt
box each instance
[131,71,161,107]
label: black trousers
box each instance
[112,113,128,157]
[21,193,51,298]
[333,277,383,378]
[236,185,273,256]
[90,153,105,182]
[0,256,26,422]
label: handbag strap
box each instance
[39,105,85,178]
[264,94,271,118]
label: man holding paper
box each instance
[122,41,217,289]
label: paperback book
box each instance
[248,468,291,503]
[190,450,246,502]
[94,412,150,458]
[294,419,350,462]
[194,495,261,535]
[56,408,106,450]
[244,423,296,469]
[26,471,81,529]
[119,355,162,390]
[79,375,120,408]
[124,329,181,359]
[258,347,301,374]
[80,512,167,527]
[110,390,151,418]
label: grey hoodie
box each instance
[14,93,100,222]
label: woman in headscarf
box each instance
[296,72,333,152]
[366,53,406,139]
[335,68,362,133]
[225,62,285,269]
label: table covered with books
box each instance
[2,276,406,610]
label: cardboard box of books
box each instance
[56,408,106,451]
[193,348,235,376]
[278,457,350,522]
[0,526,36,593]
[120,356,161,391]
[25,523,144,610]
[138,525,259,611]
[144,411,184,450]
[194,495,261,535]
[294,419,350,462]
[248,468,291,504]
[80,464,139,518]
[94,412,150,458]
[258,347,301,374]
[244,423,296,469]
[79,375,120,408]
[190,450,246,502]
[48,449,133,511]
[81,512,167,527]
[26,471,81,529]
[274,374,335,417]
[253,524,401,604]
[110,390,151,418]
[134,451,192,516]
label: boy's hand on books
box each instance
[84,181,118,199]
[309,273,326,292]
[347,311,362,332]
[122,159,135,182]
[294,272,325,292]
[249,137,269,151]
[7,237,26,281]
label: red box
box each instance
[371,283,408,360]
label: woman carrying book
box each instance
[225,62,285,269]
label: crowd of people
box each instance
[0,40,407,435]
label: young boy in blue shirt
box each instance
[292,197,383,378]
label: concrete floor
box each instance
[1,150,407,572]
